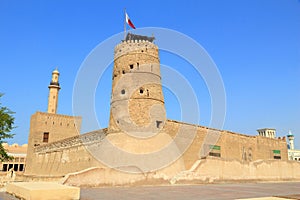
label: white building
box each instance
[287,130,300,161]
[257,128,276,139]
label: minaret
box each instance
[47,69,60,114]
[108,33,166,135]
[287,130,295,150]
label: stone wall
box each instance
[61,158,300,187]
[25,118,289,182]
[172,157,300,184]
[25,112,82,175]
[25,129,108,176]
[163,120,288,170]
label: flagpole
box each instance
[124,8,126,40]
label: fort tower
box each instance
[108,33,166,134]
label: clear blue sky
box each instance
[0,0,299,148]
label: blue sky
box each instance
[0,0,299,148]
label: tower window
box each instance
[122,70,125,74]
[140,88,144,94]
[121,89,125,95]
[129,64,134,69]
[43,132,49,143]
[156,121,163,128]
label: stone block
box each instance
[6,182,80,200]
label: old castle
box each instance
[24,33,300,186]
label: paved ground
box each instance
[0,182,299,200]
[80,182,300,200]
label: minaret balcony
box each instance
[49,81,60,86]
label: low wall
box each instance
[173,157,300,184]
[61,157,300,187]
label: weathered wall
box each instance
[62,158,300,187]
[25,118,289,182]
[163,120,288,170]
[25,112,82,175]
[173,157,300,184]
[25,129,105,177]
[24,128,185,178]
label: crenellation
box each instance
[114,40,158,60]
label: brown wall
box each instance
[25,112,82,175]
[24,117,288,178]
[163,120,288,170]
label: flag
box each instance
[125,12,136,29]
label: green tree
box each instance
[0,93,15,161]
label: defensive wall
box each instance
[24,118,295,186]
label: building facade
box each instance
[1,143,27,173]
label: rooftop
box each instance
[124,33,155,42]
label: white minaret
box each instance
[287,130,295,150]
[47,69,60,114]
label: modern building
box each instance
[257,128,276,139]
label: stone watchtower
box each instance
[47,69,60,114]
[108,33,166,136]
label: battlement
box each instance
[34,111,82,131]
[114,39,158,60]
[124,33,155,42]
